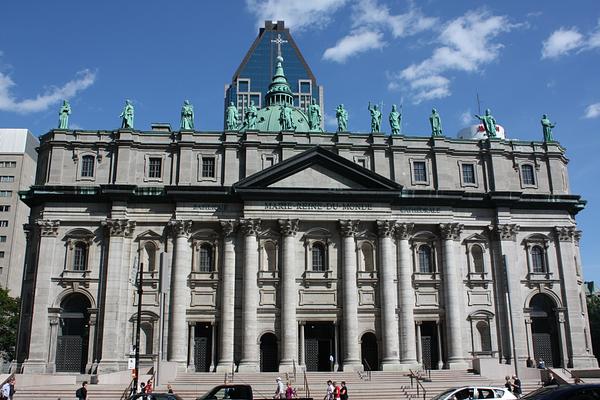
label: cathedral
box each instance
[16,21,597,376]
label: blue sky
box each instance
[1,1,599,280]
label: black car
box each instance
[522,384,600,400]
[128,393,184,400]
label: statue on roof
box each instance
[280,104,296,131]
[474,109,497,138]
[244,100,258,130]
[226,102,239,130]
[368,102,382,133]
[180,100,194,130]
[120,99,134,129]
[336,104,348,132]
[541,114,556,142]
[308,98,322,131]
[429,108,443,137]
[58,100,71,129]
[389,104,402,135]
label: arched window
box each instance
[418,245,432,273]
[521,164,535,185]
[531,245,545,273]
[199,243,213,272]
[361,242,374,272]
[143,242,157,272]
[264,241,277,271]
[471,245,484,273]
[312,242,326,272]
[73,242,87,271]
[476,321,492,352]
[80,155,95,178]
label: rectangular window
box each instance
[0,221,8,227]
[0,161,16,168]
[201,157,216,178]
[522,165,535,185]
[413,161,427,182]
[0,236,6,242]
[462,164,476,184]
[0,206,9,212]
[0,191,11,197]
[148,158,162,179]
[0,176,14,182]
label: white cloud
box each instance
[541,28,584,59]
[460,109,472,125]
[389,10,514,103]
[323,30,385,63]
[584,103,600,119]
[245,0,347,31]
[0,69,96,114]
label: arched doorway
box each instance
[260,333,278,372]
[361,332,378,371]
[530,294,561,367]
[56,293,91,373]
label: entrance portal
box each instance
[194,323,213,372]
[260,333,278,372]
[304,322,335,371]
[361,332,378,371]
[55,293,90,373]
[530,294,561,367]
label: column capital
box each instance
[488,223,520,241]
[220,219,238,238]
[240,218,262,236]
[554,226,578,242]
[35,219,60,237]
[339,219,360,237]
[103,218,136,237]
[278,218,299,236]
[394,222,414,240]
[169,219,192,238]
[376,220,396,238]
[439,223,463,241]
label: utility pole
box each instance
[132,262,144,395]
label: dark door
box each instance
[194,324,212,372]
[361,333,378,371]
[260,333,278,372]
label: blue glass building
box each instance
[224,20,323,128]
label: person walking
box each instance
[340,381,348,400]
[75,381,88,400]
[512,375,522,398]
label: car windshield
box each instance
[431,388,459,400]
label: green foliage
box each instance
[587,295,600,362]
[0,287,19,361]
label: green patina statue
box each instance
[368,101,382,132]
[429,108,443,137]
[244,100,258,130]
[180,100,194,130]
[58,100,71,129]
[336,104,348,132]
[308,98,322,131]
[541,114,556,142]
[120,99,135,129]
[474,108,497,138]
[226,102,239,130]
[389,104,402,135]
[280,104,296,131]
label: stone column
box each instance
[23,219,60,373]
[376,220,401,370]
[216,220,237,372]
[339,219,362,371]
[440,223,467,369]
[279,219,299,372]
[395,222,418,367]
[168,219,192,368]
[238,219,261,371]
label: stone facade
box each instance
[16,123,597,375]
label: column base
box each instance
[237,361,259,372]
[342,361,363,372]
[215,361,235,373]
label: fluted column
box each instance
[440,223,467,368]
[339,219,362,371]
[238,218,261,371]
[395,222,418,367]
[168,219,192,367]
[279,218,299,372]
[376,220,401,370]
[216,220,237,372]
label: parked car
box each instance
[521,384,600,399]
[128,393,184,400]
[431,386,517,400]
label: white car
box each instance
[431,386,517,400]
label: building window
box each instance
[471,245,484,273]
[413,161,427,183]
[0,161,16,168]
[73,242,87,271]
[521,164,535,185]
[148,157,162,179]
[201,157,216,178]
[81,155,95,178]
[461,164,476,184]
[0,176,14,182]
[0,221,8,227]
[198,243,213,272]
[0,236,6,242]
[418,245,432,273]
[0,206,9,212]
[531,245,546,273]
[0,191,12,197]
[312,242,326,272]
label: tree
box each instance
[587,295,600,362]
[0,288,19,361]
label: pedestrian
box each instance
[274,377,285,399]
[333,382,341,399]
[325,380,334,400]
[340,381,348,400]
[75,381,88,400]
[512,375,522,398]
[504,376,513,393]
[167,384,174,393]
